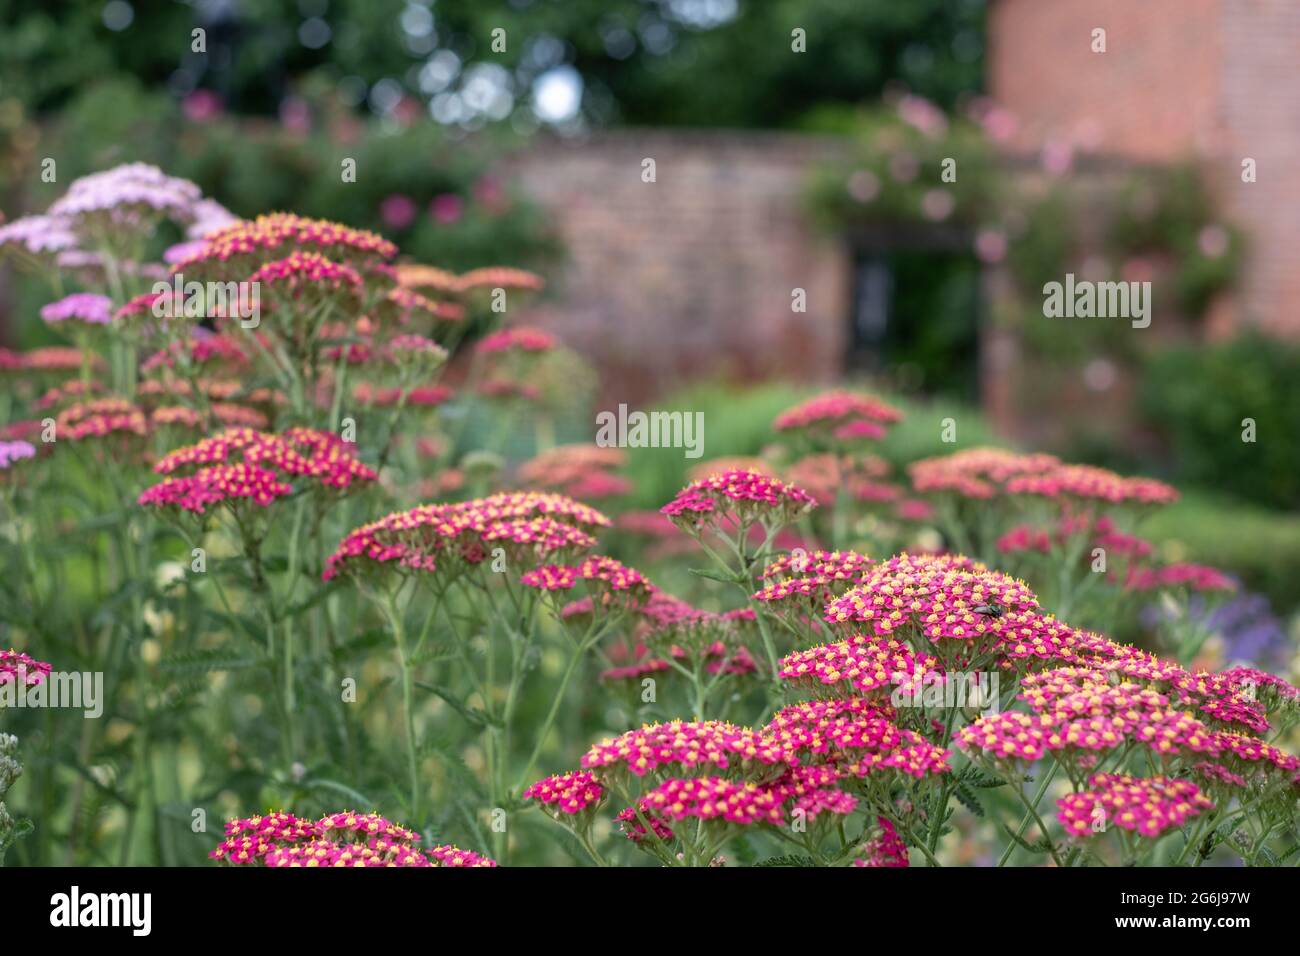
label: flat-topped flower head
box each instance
[427,844,498,867]
[0,440,36,472]
[1056,773,1213,838]
[210,808,492,867]
[325,492,607,582]
[475,326,556,355]
[210,811,319,863]
[0,214,79,259]
[753,549,873,610]
[522,556,652,608]
[523,771,605,816]
[40,293,113,326]
[56,398,148,442]
[909,447,1062,499]
[823,553,1051,656]
[249,250,363,295]
[1,649,52,686]
[517,444,629,500]
[779,633,940,699]
[175,212,398,274]
[48,163,201,230]
[264,839,432,868]
[377,286,463,327]
[395,263,461,294]
[1006,464,1178,505]
[138,463,292,514]
[16,347,105,375]
[773,391,903,442]
[1126,563,1236,593]
[661,467,815,532]
[352,382,454,407]
[144,428,375,515]
[317,811,419,845]
[580,719,792,778]
[634,775,787,826]
[456,266,545,293]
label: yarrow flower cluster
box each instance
[0,649,52,686]
[39,293,114,326]
[248,250,363,295]
[139,427,376,514]
[0,214,79,257]
[909,447,1063,499]
[1126,563,1236,593]
[175,212,398,273]
[521,555,652,602]
[475,326,556,354]
[773,391,903,442]
[660,467,815,530]
[753,549,873,609]
[56,398,148,442]
[1056,774,1213,838]
[323,491,610,581]
[516,444,631,501]
[0,441,36,471]
[1006,465,1179,506]
[527,699,947,861]
[210,810,495,867]
[823,553,1069,656]
[48,163,202,228]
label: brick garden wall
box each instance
[989,0,1300,336]
[503,131,851,405]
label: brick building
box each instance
[988,0,1300,337]
[506,131,851,404]
[510,0,1296,409]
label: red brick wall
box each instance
[989,0,1300,335]
[1217,0,1300,334]
[504,131,850,404]
[989,0,1222,161]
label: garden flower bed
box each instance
[0,164,1295,868]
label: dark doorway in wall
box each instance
[846,226,982,401]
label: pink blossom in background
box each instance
[40,292,114,325]
[896,94,948,138]
[1041,139,1074,175]
[847,170,880,203]
[889,152,920,183]
[380,194,418,230]
[164,239,208,264]
[1199,225,1230,258]
[974,228,1007,264]
[279,96,312,134]
[430,193,465,225]
[921,189,956,222]
[1121,257,1156,283]
[183,89,223,122]
[474,175,507,212]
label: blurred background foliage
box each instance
[0,0,1295,606]
[1,0,986,127]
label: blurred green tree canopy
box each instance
[1,0,985,127]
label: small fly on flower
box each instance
[972,604,1005,618]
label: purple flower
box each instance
[0,440,36,470]
[49,163,202,227]
[164,240,208,264]
[39,293,113,326]
[0,215,79,256]
[185,199,238,240]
